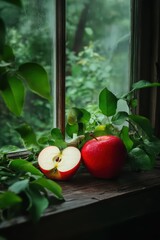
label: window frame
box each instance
[1,1,160,237]
[56,0,132,136]
[131,0,160,137]
[55,0,66,134]
[55,0,160,137]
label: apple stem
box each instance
[89,132,99,141]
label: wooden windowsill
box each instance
[1,163,160,239]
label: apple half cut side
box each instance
[38,146,81,180]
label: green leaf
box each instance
[99,87,118,116]
[67,108,91,125]
[112,111,128,125]
[15,123,38,148]
[1,0,22,7]
[66,122,78,138]
[0,74,25,116]
[9,179,29,194]
[85,27,93,36]
[120,126,133,152]
[0,191,22,209]
[129,114,153,138]
[78,108,91,123]
[19,63,51,100]
[71,64,82,77]
[77,122,85,136]
[132,80,160,91]
[27,186,48,222]
[129,147,155,171]
[143,138,160,158]
[52,139,67,149]
[0,145,19,155]
[9,159,43,176]
[93,123,118,137]
[130,98,138,108]
[67,108,78,125]
[0,166,17,177]
[50,128,67,149]
[31,177,64,200]
[94,124,110,137]
[51,128,64,140]
[0,62,12,67]
[122,80,160,99]
[1,45,15,62]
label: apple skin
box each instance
[81,135,126,179]
[38,146,81,181]
[45,161,81,181]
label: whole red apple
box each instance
[81,135,126,179]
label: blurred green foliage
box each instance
[0,0,53,147]
[0,0,130,147]
[66,0,130,109]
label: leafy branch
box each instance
[66,80,160,171]
[0,1,62,222]
[0,15,51,116]
[0,151,64,222]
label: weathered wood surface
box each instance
[1,164,160,239]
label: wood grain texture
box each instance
[1,163,160,239]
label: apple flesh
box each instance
[38,146,81,180]
[81,135,126,179]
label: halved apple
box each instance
[38,146,81,180]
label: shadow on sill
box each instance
[1,161,160,240]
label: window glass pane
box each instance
[0,0,55,147]
[66,0,131,111]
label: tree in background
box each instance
[66,0,130,110]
